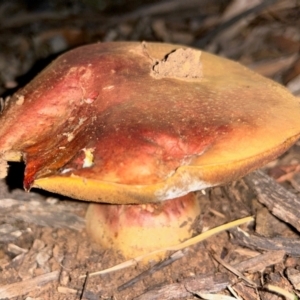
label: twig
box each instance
[1,12,70,29]
[119,0,211,21]
[194,0,280,47]
[265,284,298,300]
[233,250,285,274]
[210,250,256,287]
[80,272,89,300]
[118,250,185,291]
[227,285,243,300]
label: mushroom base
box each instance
[85,192,201,260]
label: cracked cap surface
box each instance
[0,42,300,204]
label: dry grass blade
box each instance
[194,0,280,47]
[118,250,185,291]
[187,283,242,300]
[80,216,254,278]
[227,285,243,300]
[210,252,256,287]
[265,284,298,300]
[195,293,239,300]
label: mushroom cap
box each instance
[0,42,300,204]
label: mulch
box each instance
[1,0,300,299]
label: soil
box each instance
[1,1,300,299]
[151,47,203,79]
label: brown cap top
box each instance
[0,42,300,204]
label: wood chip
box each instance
[57,286,78,294]
[230,227,300,256]
[36,246,52,267]
[245,170,300,233]
[0,270,59,298]
[286,268,300,290]
[0,197,85,231]
[255,207,294,238]
[283,56,300,83]
[18,239,45,280]
[0,223,23,242]
[59,254,74,286]
[249,55,298,77]
[134,273,229,300]
[232,283,258,300]
[214,0,265,45]
[7,243,28,255]
[0,198,20,208]
[286,73,300,95]
[210,251,256,287]
[233,250,286,273]
[152,19,171,42]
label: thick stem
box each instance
[85,192,201,260]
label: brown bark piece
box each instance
[232,282,258,300]
[256,206,297,238]
[57,286,78,295]
[230,227,300,256]
[134,273,229,300]
[0,223,23,243]
[18,239,45,280]
[233,250,286,273]
[283,57,300,84]
[0,197,85,231]
[250,55,298,77]
[0,270,59,298]
[245,170,300,232]
[286,267,300,290]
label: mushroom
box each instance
[0,42,300,259]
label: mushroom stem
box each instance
[85,192,201,259]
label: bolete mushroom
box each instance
[0,42,300,259]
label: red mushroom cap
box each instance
[0,42,300,204]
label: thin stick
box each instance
[118,250,185,291]
[210,251,256,287]
[194,0,279,47]
[79,272,89,300]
